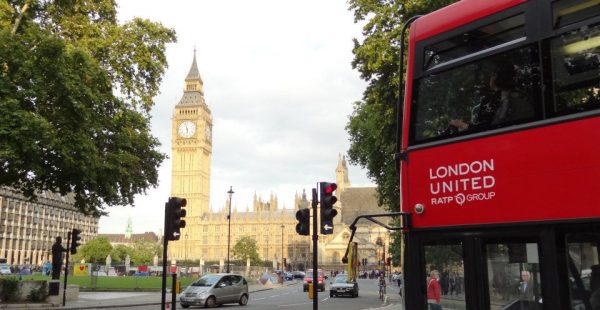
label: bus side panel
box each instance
[406,118,600,228]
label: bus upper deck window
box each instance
[550,23,600,115]
[411,45,541,144]
[553,0,600,29]
[424,14,525,71]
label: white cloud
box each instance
[98,0,374,234]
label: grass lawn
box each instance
[20,274,196,291]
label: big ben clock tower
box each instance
[169,52,212,260]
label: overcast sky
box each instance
[98,0,374,234]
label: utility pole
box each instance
[312,188,318,310]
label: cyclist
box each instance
[378,275,386,300]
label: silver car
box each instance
[180,273,249,308]
[329,275,359,298]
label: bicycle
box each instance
[379,284,386,300]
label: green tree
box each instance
[232,236,261,266]
[76,237,113,264]
[0,1,176,215]
[131,240,160,265]
[110,244,133,264]
[346,0,458,267]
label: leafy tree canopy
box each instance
[110,244,133,264]
[0,0,176,215]
[130,239,160,265]
[232,236,261,266]
[346,0,458,266]
[75,237,113,265]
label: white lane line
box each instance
[253,297,266,300]
[278,302,313,307]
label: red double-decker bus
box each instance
[400,0,600,309]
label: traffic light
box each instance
[283,258,287,268]
[70,229,82,254]
[319,182,338,235]
[295,208,310,236]
[166,197,187,241]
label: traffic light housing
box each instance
[295,208,310,236]
[319,182,338,235]
[166,197,187,241]
[283,258,287,268]
[70,229,82,254]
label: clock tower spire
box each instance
[170,50,212,260]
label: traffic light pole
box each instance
[161,201,169,310]
[311,188,318,310]
[63,230,71,307]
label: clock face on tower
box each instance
[178,121,196,138]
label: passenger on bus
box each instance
[449,64,515,133]
[518,270,535,302]
[589,265,600,310]
[427,270,442,310]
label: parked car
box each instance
[0,264,11,275]
[303,269,325,292]
[284,272,294,281]
[329,274,359,297]
[180,273,249,308]
[292,271,305,279]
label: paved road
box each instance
[57,278,402,310]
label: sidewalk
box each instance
[383,284,404,310]
[0,281,298,309]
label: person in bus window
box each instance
[449,64,515,133]
[589,265,600,310]
[518,270,535,304]
[427,270,442,310]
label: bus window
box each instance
[553,0,600,29]
[424,243,466,310]
[485,243,542,310]
[550,22,600,116]
[424,14,526,71]
[566,234,600,310]
[411,45,541,144]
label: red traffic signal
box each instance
[319,182,338,235]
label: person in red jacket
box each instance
[427,270,442,310]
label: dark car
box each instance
[292,271,305,279]
[329,275,359,298]
[179,273,249,308]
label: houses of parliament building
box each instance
[168,54,391,269]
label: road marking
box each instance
[278,302,313,307]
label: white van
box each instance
[0,264,11,275]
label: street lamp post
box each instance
[185,233,188,263]
[281,225,284,271]
[226,186,234,273]
[265,237,269,270]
